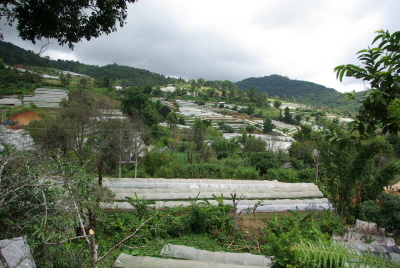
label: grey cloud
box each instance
[68,3,262,81]
[1,0,399,91]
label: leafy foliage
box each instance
[263,117,276,133]
[291,240,399,268]
[262,208,345,268]
[318,136,396,220]
[326,30,400,149]
[359,193,400,235]
[1,0,137,49]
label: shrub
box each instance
[143,152,172,176]
[266,168,299,183]
[359,193,400,235]
[246,124,257,133]
[298,168,316,183]
[262,208,334,268]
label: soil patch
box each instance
[9,111,41,129]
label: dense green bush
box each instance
[298,168,316,183]
[157,161,260,179]
[248,151,284,175]
[262,208,345,268]
[143,152,172,176]
[265,168,299,182]
[359,193,400,235]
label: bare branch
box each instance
[36,234,92,246]
[97,215,155,263]
[65,182,90,245]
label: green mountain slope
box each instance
[236,74,361,111]
[0,41,170,87]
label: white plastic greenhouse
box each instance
[115,254,269,268]
[104,178,331,212]
[159,244,272,267]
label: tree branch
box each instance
[97,216,155,263]
[35,234,91,246]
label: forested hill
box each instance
[0,41,170,86]
[236,74,360,110]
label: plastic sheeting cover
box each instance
[160,244,271,267]
[113,190,322,201]
[0,237,36,268]
[115,254,268,268]
[103,198,331,212]
[107,178,323,201]
[104,178,315,189]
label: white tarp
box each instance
[104,178,314,189]
[103,178,329,212]
[115,254,268,268]
[107,178,323,201]
[0,237,36,268]
[112,188,322,201]
[159,244,272,267]
[103,198,331,212]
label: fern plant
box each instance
[291,240,399,268]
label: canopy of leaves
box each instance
[325,30,400,150]
[335,30,400,137]
[1,0,137,48]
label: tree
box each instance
[60,72,71,87]
[318,137,396,219]
[192,118,207,150]
[1,0,138,49]
[283,107,290,122]
[27,118,69,154]
[165,112,178,130]
[87,117,135,186]
[0,148,115,267]
[197,78,205,86]
[237,89,245,99]
[273,99,282,109]
[243,136,266,153]
[263,117,275,133]
[211,137,240,159]
[247,86,257,101]
[59,86,96,163]
[120,86,151,116]
[327,30,400,149]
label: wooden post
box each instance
[89,229,98,268]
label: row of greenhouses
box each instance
[104,178,331,212]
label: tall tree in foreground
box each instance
[326,30,400,150]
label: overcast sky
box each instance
[2,0,399,92]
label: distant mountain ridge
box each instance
[236,75,360,111]
[0,41,171,87]
[0,40,360,111]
